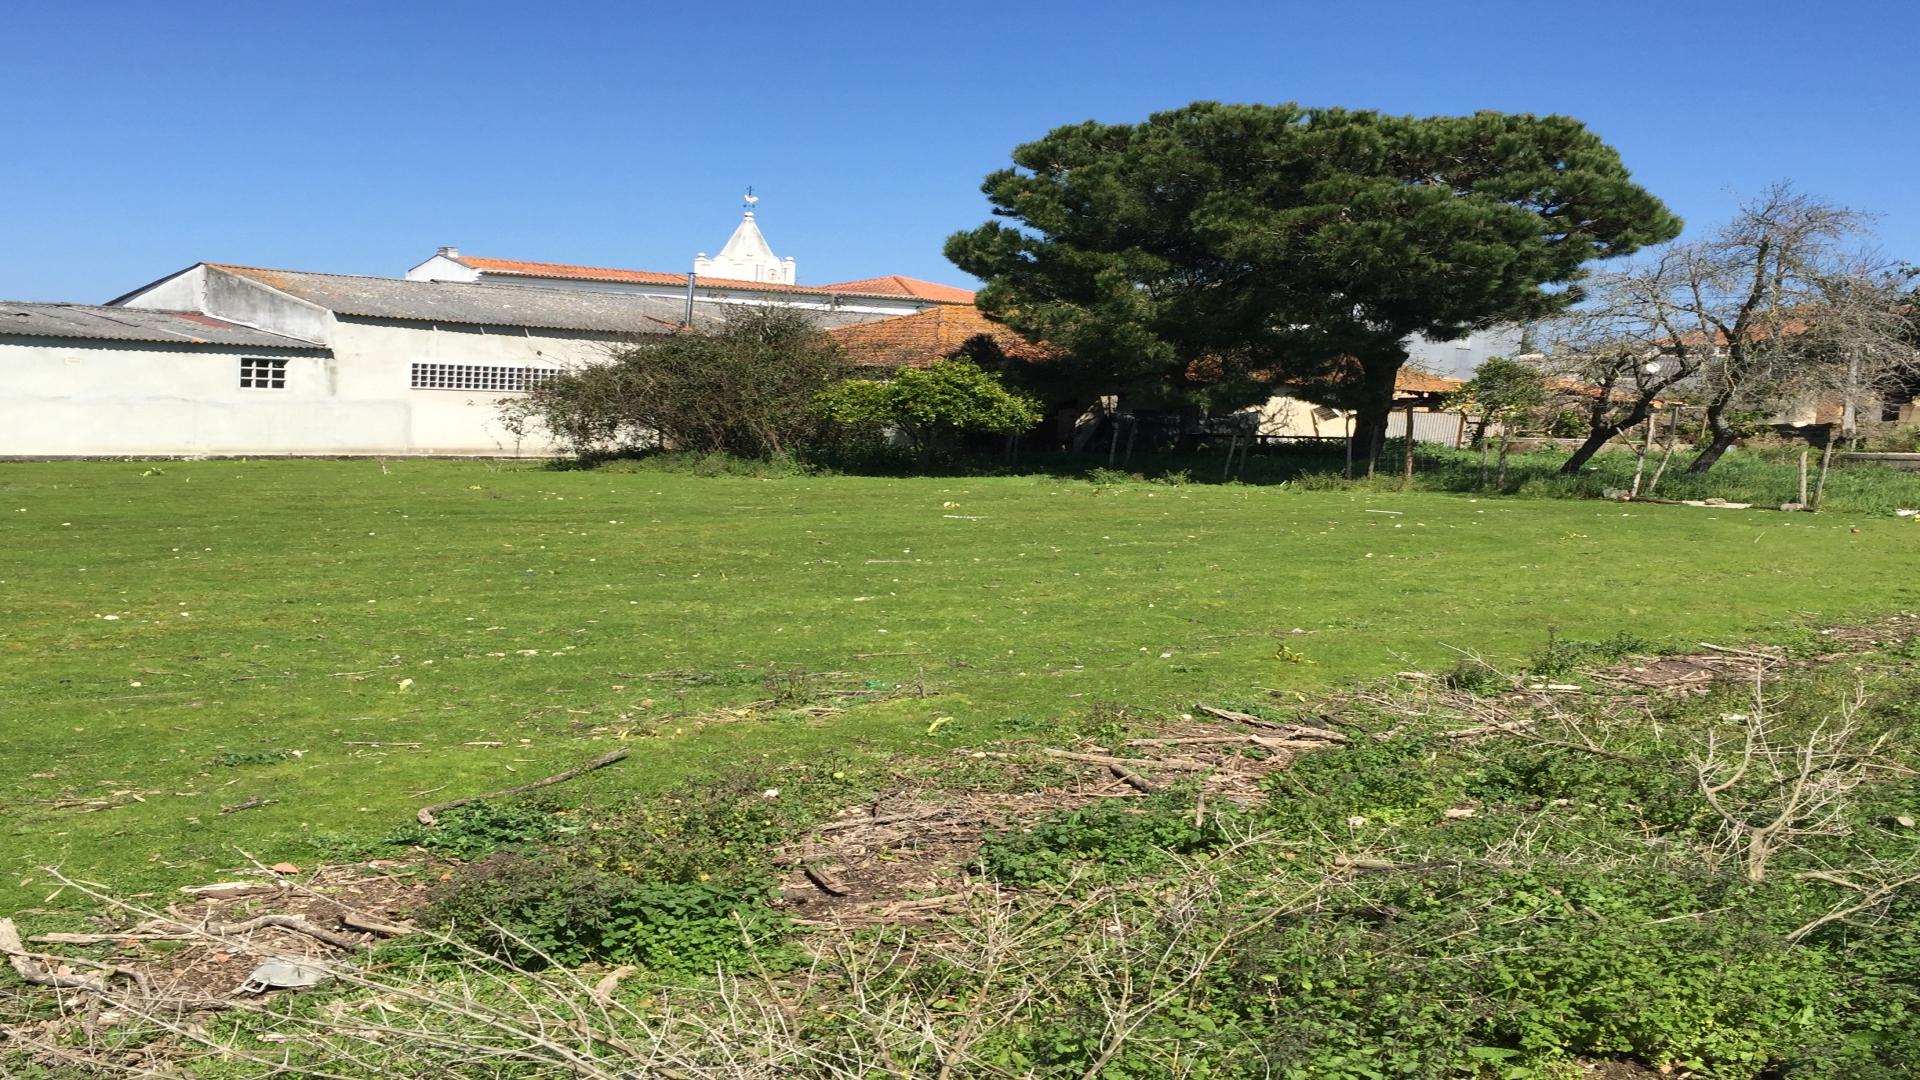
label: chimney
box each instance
[437,246,460,260]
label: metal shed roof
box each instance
[0,302,325,349]
[207,265,692,335]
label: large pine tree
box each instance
[946,102,1681,464]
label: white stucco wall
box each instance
[0,318,629,457]
[0,338,381,456]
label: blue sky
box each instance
[5,0,1915,303]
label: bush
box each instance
[814,359,1042,466]
[421,851,784,973]
[500,306,850,459]
[420,776,797,972]
[976,792,1240,887]
[385,799,574,860]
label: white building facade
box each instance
[1,266,689,457]
[0,202,982,458]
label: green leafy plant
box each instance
[385,799,573,860]
[814,359,1042,466]
[977,792,1238,887]
[421,851,786,973]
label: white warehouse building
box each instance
[0,205,978,458]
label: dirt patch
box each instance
[1588,651,1774,695]
[1581,611,1918,697]
[1808,610,1920,653]
[775,713,1326,925]
[16,861,431,1010]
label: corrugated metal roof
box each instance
[0,302,325,349]
[207,265,692,335]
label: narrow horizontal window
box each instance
[409,363,561,392]
[239,357,287,389]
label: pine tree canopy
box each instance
[945,102,1682,420]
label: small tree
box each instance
[1446,357,1546,487]
[1546,185,1908,473]
[814,360,1043,466]
[500,306,849,459]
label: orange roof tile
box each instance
[1394,369,1465,393]
[817,275,977,304]
[452,256,974,304]
[828,306,1051,368]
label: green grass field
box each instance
[2,458,1915,911]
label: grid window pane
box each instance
[239,358,287,389]
[409,363,561,392]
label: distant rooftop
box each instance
[0,301,323,349]
[197,265,691,335]
[443,253,975,305]
[828,305,1050,368]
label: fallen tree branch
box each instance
[1788,872,1920,942]
[339,913,417,937]
[1437,720,1536,740]
[1697,642,1788,662]
[417,747,630,825]
[1197,705,1286,730]
[203,914,364,952]
[1,917,150,995]
[803,864,850,897]
[590,964,637,1006]
[1042,749,1215,772]
[1107,763,1160,794]
[813,808,968,833]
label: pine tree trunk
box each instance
[1347,351,1404,481]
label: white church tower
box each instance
[693,190,797,285]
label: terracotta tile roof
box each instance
[1394,369,1464,394]
[452,256,974,305]
[828,306,1051,368]
[817,275,977,304]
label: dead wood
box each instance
[181,881,285,900]
[218,797,273,815]
[339,913,417,937]
[1107,763,1160,794]
[1042,749,1215,771]
[1,917,149,995]
[1438,720,1536,740]
[814,808,973,833]
[803,864,850,897]
[1197,705,1285,729]
[591,964,637,1006]
[1127,731,1341,750]
[417,747,630,825]
[1697,642,1788,662]
[203,914,363,952]
[30,930,190,945]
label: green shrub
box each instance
[1528,628,1655,677]
[385,799,574,860]
[421,851,785,973]
[581,774,788,887]
[977,792,1238,887]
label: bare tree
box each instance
[1539,247,1714,474]
[1544,185,1908,473]
[1783,264,1920,446]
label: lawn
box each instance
[1,458,1914,911]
